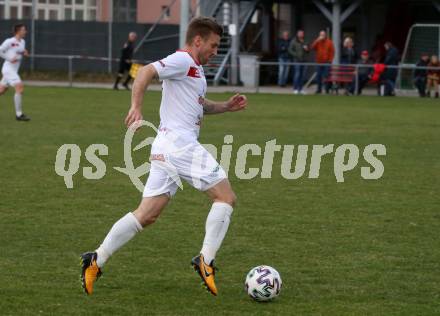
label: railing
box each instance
[26,54,152,87]
[19,54,438,97]
[236,60,437,94]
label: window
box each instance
[0,5,4,19]
[113,0,137,22]
[129,10,136,22]
[22,6,32,19]
[49,0,59,3]
[75,9,83,20]
[10,6,18,18]
[38,9,45,19]
[87,9,96,20]
[65,8,72,20]
[161,6,170,20]
[49,9,58,20]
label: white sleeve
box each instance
[0,39,11,60]
[152,53,191,80]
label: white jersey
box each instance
[152,50,207,140]
[0,37,26,74]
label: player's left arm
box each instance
[202,93,248,115]
[23,49,30,57]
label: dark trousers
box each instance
[293,64,305,91]
[349,74,370,95]
[114,61,132,89]
[316,64,330,93]
[278,57,290,86]
[414,76,427,97]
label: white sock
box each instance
[95,212,143,267]
[200,202,233,264]
[14,93,22,117]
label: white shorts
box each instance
[143,131,227,197]
[0,71,22,87]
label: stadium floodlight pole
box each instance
[31,0,36,71]
[180,0,190,48]
[108,0,113,73]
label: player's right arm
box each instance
[0,39,12,61]
[125,64,158,127]
[125,53,190,127]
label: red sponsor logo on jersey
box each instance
[187,66,201,78]
[11,43,19,47]
[149,154,165,162]
[158,60,165,67]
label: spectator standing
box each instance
[288,29,309,94]
[380,41,399,96]
[426,55,440,98]
[277,31,291,87]
[413,53,430,97]
[341,37,357,64]
[311,30,334,94]
[114,32,137,90]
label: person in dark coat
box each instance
[288,29,309,94]
[413,53,430,97]
[380,41,399,96]
[277,31,291,87]
[114,32,137,90]
[341,37,357,64]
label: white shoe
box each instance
[293,89,299,95]
[300,90,307,95]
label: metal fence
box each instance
[15,54,438,96]
[249,61,435,95]
[21,54,152,87]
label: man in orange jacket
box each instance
[311,30,335,93]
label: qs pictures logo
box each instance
[54,120,387,191]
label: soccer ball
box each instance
[245,265,282,302]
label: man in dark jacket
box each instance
[347,50,372,95]
[277,31,291,87]
[288,29,309,94]
[114,32,137,90]
[381,41,399,96]
[414,53,429,97]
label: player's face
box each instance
[129,33,137,42]
[16,26,27,38]
[197,33,220,65]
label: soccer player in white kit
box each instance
[0,24,30,121]
[81,17,248,296]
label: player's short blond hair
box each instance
[185,17,223,45]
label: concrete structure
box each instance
[0,0,197,23]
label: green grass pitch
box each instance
[0,87,439,315]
